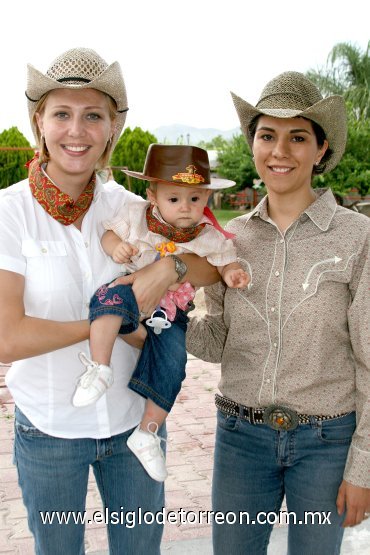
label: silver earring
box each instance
[315,160,320,166]
[252,156,255,162]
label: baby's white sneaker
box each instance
[127,422,168,482]
[72,352,113,407]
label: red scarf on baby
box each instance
[27,156,95,225]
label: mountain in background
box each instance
[151,124,241,145]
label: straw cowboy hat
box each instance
[25,47,128,153]
[231,71,347,173]
[123,144,236,190]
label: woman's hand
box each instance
[109,256,178,317]
[109,254,220,317]
[336,480,370,527]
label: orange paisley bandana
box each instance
[145,204,206,243]
[28,157,95,225]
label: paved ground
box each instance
[0,355,218,554]
[1,292,369,554]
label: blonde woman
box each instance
[0,48,217,554]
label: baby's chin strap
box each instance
[203,206,235,239]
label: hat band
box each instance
[56,77,91,83]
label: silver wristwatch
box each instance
[168,254,187,282]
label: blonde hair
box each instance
[33,91,118,170]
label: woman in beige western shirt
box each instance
[187,72,370,555]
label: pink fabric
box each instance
[160,281,196,321]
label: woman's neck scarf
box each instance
[28,156,95,225]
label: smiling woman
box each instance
[0,47,182,555]
[187,71,370,555]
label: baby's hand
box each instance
[112,241,139,264]
[223,268,250,289]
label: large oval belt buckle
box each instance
[263,405,299,431]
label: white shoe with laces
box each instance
[72,352,113,407]
[127,422,168,482]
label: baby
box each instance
[73,144,249,481]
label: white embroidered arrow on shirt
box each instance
[302,256,342,291]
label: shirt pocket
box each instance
[21,239,69,292]
[22,239,67,257]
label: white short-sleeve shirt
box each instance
[0,177,145,438]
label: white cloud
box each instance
[1,0,368,143]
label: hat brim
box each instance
[231,92,347,173]
[122,169,236,190]
[26,62,128,154]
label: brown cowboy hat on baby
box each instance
[231,71,347,173]
[123,144,235,190]
[25,47,128,154]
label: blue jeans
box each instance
[89,281,189,412]
[212,409,356,555]
[14,407,165,555]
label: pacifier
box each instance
[146,309,172,335]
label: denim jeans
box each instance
[212,409,356,555]
[14,407,165,555]
[89,281,189,412]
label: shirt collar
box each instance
[242,195,269,227]
[243,189,337,231]
[303,188,337,231]
[92,172,106,200]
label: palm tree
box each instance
[307,41,369,120]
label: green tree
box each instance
[197,135,228,151]
[0,127,34,189]
[307,41,370,120]
[111,127,157,196]
[314,115,370,196]
[216,134,258,191]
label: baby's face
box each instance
[151,182,211,228]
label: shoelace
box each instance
[145,422,167,461]
[78,352,99,388]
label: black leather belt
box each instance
[215,394,351,431]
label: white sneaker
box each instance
[72,352,113,407]
[127,422,168,482]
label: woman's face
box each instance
[36,88,115,185]
[252,116,328,197]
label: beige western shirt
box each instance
[187,189,370,488]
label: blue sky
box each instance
[1,0,368,144]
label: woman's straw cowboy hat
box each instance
[25,47,128,153]
[122,144,235,190]
[231,71,347,173]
